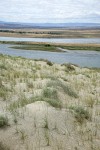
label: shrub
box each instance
[45,44,51,47]
[43,88,58,99]
[0,115,8,128]
[46,60,53,66]
[62,63,75,72]
[0,142,10,150]
[71,107,90,124]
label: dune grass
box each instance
[47,80,78,98]
[0,54,100,150]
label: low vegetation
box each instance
[10,44,100,51]
[0,41,100,52]
[10,44,61,52]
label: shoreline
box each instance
[1,53,100,70]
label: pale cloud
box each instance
[0,0,100,23]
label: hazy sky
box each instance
[0,0,100,23]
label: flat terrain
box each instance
[0,28,100,38]
[0,54,100,150]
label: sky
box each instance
[0,0,100,23]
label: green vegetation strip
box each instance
[10,44,100,52]
[0,41,100,52]
[61,45,100,51]
[10,44,62,52]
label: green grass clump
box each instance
[0,115,8,128]
[41,87,62,108]
[47,80,78,98]
[43,88,58,99]
[31,96,62,108]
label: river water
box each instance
[0,44,100,68]
[0,37,100,44]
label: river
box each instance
[0,44,100,68]
[0,37,100,44]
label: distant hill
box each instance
[0,21,100,29]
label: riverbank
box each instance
[0,41,100,51]
[0,54,100,150]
